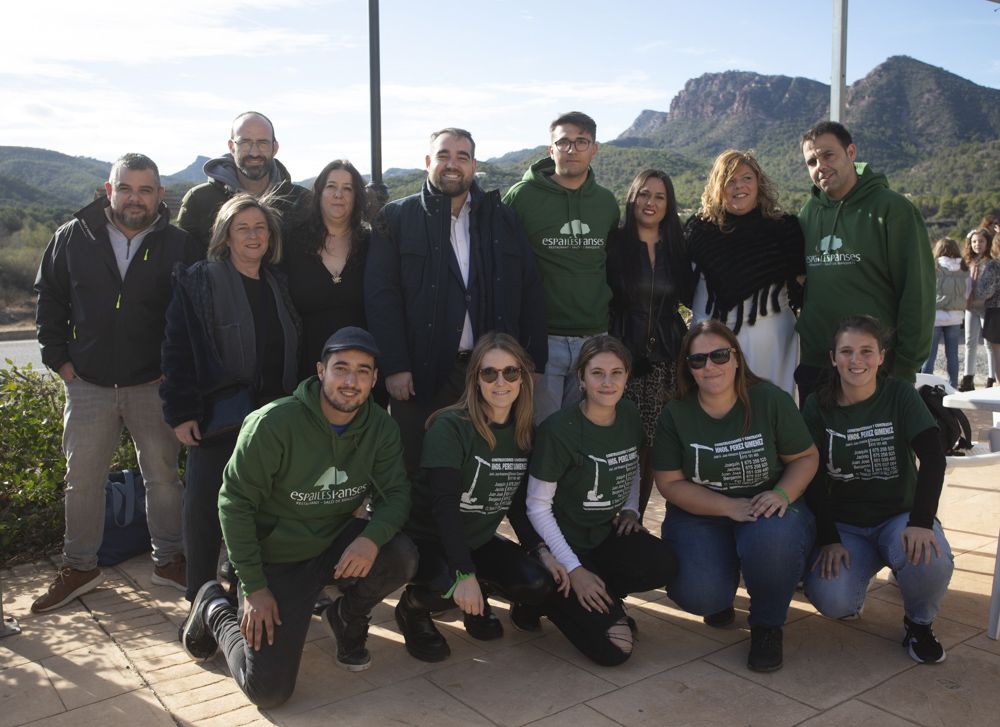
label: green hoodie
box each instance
[503,158,619,336]
[796,163,934,381]
[219,377,411,596]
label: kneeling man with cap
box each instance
[179,327,416,708]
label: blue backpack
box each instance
[97,469,152,566]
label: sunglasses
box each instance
[686,347,736,369]
[478,366,522,383]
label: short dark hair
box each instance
[429,127,476,158]
[231,111,277,143]
[801,120,853,150]
[550,111,597,139]
[110,153,161,188]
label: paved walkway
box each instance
[3,464,999,727]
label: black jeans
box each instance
[183,430,239,601]
[407,534,553,611]
[209,518,417,708]
[544,530,677,667]
[390,357,467,474]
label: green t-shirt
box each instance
[653,381,813,499]
[529,400,642,552]
[801,376,936,527]
[408,410,530,551]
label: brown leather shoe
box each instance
[152,555,187,591]
[31,566,105,613]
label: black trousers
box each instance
[209,519,417,708]
[390,357,467,474]
[544,529,677,667]
[407,534,554,611]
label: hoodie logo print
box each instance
[289,466,368,504]
[560,219,590,235]
[818,234,843,253]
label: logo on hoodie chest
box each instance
[805,234,861,267]
[542,219,604,249]
[289,466,370,505]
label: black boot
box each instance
[395,589,450,662]
[988,378,996,388]
[463,598,503,640]
[959,375,975,392]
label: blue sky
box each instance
[3,0,999,180]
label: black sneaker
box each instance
[903,617,946,664]
[463,600,503,641]
[180,580,226,661]
[747,625,783,672]
[703,606,735,628]
[324,597,372,671]
[509,602,542,632]
[394,590,451,662]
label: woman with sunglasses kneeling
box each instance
[527,335,678,666]
[653,320,818,672]
[396,333,562,662]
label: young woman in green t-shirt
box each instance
[802,315,954,664]
[653,320,819,673]
[396,333,565,663]
[528,335,678,666]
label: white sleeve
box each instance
[527,475,582,572]
[623,464,641,515]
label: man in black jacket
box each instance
[177,111,310,254]
[366,128,547,472]
[33,153,200,613]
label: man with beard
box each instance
[366,128,547,472]
[179,327,416,707]
[177,111,310,254]
[33,153,199,612]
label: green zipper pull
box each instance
[116,293,122,309]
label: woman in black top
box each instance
[283,160,370,378]
[161,194,300,601]
[607,169,693,518]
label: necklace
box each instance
[322,230,351,284]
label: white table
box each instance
[941,387,1000,639]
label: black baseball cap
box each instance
[321,326,380,359]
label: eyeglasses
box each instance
[232,138,274,152]
[552,137,593,152]
[479,366,522,383]
[686,347,736,369]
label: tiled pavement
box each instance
[3,464,999,727]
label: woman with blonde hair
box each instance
[921,238,969,388]
[685,150,804,394]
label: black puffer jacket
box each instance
[34,198,199,386]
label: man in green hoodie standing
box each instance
[795,121,934,404]
[504,111,620,424]
[178,327,416,708]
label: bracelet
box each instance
[773,486,791,505]
[442,570,476,599]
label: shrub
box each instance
[0,362,139,565]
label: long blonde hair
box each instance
[697,149,781,229]
[426,333,535,451]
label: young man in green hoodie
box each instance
[503,111,620,424]
[795,121,934,404]
[179,327,416,709]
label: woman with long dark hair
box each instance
[685,150,804,394]
[283,160,370,381]
[653,320,817,672]
[607,169,693,518]
[960,228,995,390]
[802,315,953,664]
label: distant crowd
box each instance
[28,109,1000,707]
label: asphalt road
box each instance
[0,337,45,372]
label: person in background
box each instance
[607,169,693,518]
[283,160,371,382]
[921,238,970,388]
[974,233,1000,387]
[161,194,300,602]
[961,227,996,390]
[653,320,818,673]
[802,315,952,664]
[685,150,804,395]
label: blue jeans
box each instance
[534,334,603,425]
[803,512,953,625]
[661,503,815,627]
[922,324,961,387]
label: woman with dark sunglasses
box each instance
[527,335,677,666]
[395,332,561,662]
[653,320,818,673]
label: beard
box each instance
[322,385,366,414]
[237,155,271,181]
[431,174,471,198]
[112,204,157,231]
